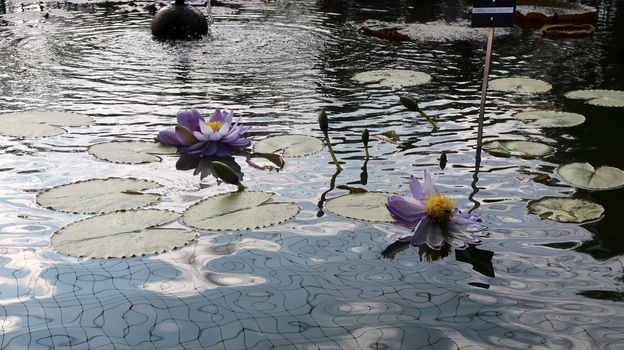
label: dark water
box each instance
[1,0,623,349]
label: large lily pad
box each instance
[489,77,552,93]
[514,110,585,128]
[88,140,177,164]
[528,197,604,223]
[0,111,93,137]
[557,163,624,190]
[482,140,554,158]
[325,192,394,222]
[253,135,323,157]
[564,89,624,107]
[353,69,432,87]
[52,209,196,258]
[37,178,161,214]
[182,191,299,231]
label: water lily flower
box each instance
[386,170,487,249]
[156,108,251,157]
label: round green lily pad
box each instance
[353,69,432,87]
[514,110,585,128]
[564,89,624,107]
[52,209,196,258]
[182,191,299,231]
[489,77,552,93]
[557,162,624,190]
[37,178,161,214]
[325,192,394,222]
[88,140,177,164]
[253,135,324,157]
[0,111,94,137]
[482,140,554,158]
[528,197,604,223]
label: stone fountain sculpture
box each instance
[151,0,208,39]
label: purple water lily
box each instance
[156,108,251,157]
[386,170,487,249]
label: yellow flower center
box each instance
[207,121,224,131]
[424,193,455,223]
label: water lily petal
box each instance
[209,108,228,123]
[193,130,211,142]
[198,120,214,135]
[409,175,425,200]
[177,109,204,131]
[422,170,438,195]
[174,126,196,146]
[386,195,426,223]
[208,132,222,141]
[424,222,444,249]
[398,218,428,245]
[156,128,183,146]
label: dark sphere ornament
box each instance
[151,0,208,40]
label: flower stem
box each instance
[419,110,438,131]
[324,131,342,170]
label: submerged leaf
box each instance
[325,192,394,222]
[253,135,324,158]
[489,77,552,93]
[182,191,299,231]
[564,89,624,107]
[37,178,161,214]
[88,140,177,164]
[353,69,432,87]
[557,162,624,190]
[528,197,604,223]
[52,209,196,258]
[514,110,585,128]
[0,111,93,137]
[482,140,554,158]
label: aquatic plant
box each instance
[156,108,251,157]
[386,170,487,249]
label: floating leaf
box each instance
[358,27,411,42]
[564,89,624,107]
[88,140,177,164]
[353,69,432,87]
[527,197,604,223]
[541,23,595,39]
[515,1,597,24]
[52,209,196,258]
[514,110,585,128]
[0,111,93,137]
[253,135,323,157]
[325,192,394,222]
[375,130,401,144]
[482,140,554,158]
[37,178,161,214]
[557,162,624,190]
[182,191,298,231]
[489,77,552,93]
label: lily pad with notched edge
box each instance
[482,140,554,158]
[37,178,161,214]
[489,77,552,93]
[88,140,178,164]
[353,69,432,87]
[182,191,299,231]
[514,110,585,127]
[557,162,624,190]
[564,89,624,107]
[325,192,394,222]
[0,111,94,137]
[52,209,196,258]
[253,135,323,157]
[528,197,604,223]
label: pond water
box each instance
[1,0,623,348]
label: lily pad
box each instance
[253,135,323,157]
[88,140,178,164]
[489,77,552,93]
[37,178,161,214]
[514,110,585,128]
[482,140,554,158]
[527,197,604,223]
[564,89,624,107]
[325,192,394,222]
[52,209,196,258]
[182,191,299,231]
[353,69,432,87]
[557,162,624,190]
[0,111,93,137]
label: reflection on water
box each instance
[1,0,624,348]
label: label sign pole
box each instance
[469,0,515,212]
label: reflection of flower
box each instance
[156,108,251,157]
[386,170,487,249]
